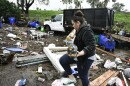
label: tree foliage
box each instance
[17,0,49,18]
[74,0,82,9]
[0,0,21,22]
[112,2,125,12]
[62,0,82,9]
[86,0,116,8]
[86,0,99,8]
[17,0,34,17]
[62,0,73,4]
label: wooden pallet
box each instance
[111,34,130,42]
[90,70,119,86]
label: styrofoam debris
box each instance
[7,33,16,38]
[104,60,117,69]
[52,78,75,86]
[115,58,122,64]
[96,54,101,60]
[107,77,123,86]
[38,66,42,73]
[38,77,45,82]
[48,43,56,47]
[123,68,130,78]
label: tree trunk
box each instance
[25,7,29,21]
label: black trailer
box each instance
[63,8,114,33]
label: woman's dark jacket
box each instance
[74,23,96,63]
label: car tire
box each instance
[45,26,50,32]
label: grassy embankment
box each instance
[114,12,130,32]
[29,10,130,32]
[29,10,62,22]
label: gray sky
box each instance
[9,0,130,11]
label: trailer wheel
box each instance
[45,26,51,32]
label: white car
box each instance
[44,14,65,32]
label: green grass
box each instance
[29,10,62,22]
[114,12,130,32]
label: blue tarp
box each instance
[5,48,25,53]
[99,34,115,50]
[99,34,108,46]
[104,41,115,50]
[8,17,15,25]
[28,21,39,28]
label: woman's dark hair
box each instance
[73,10,85,24]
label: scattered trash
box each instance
[15,79,27,86]
[121,71,129,86]
[48,43,56,47]
[123,68,130,78]
[104,60,117,69]
[96,54,101,60]
[43,71,53,80]
[30,51,39,55]
[116,65,124,70]
[52,78,75,86]
[48,31,54,36]
[7,33,17,38]
[5,47,25,53]
[14,41,22,48]
[56,38,58,42]
[38,64,43,73]
[115,58,122,64]
[92,65,99,70]
[5,27,13,31]
[3,49,10,54]
[40,26,45,32]
[107,77,123,86]
[38,77,45,82]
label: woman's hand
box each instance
[77,50,85,57]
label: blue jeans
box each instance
[59,54,94,86]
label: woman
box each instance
[59,10,96,86]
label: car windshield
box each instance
[54,15,62,21]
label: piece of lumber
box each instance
[96,47,130,63]
[101,71,119,86]
[90,70,117,86]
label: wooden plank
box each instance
[101,71,119,86]
[90,70,116,86]
[111,34,130,43]
[96,47,130,63]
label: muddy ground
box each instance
[0,26,130,86]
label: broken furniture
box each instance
[43,47,77,73]
[0,47,24,64]
[30,30,48,40]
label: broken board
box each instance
[90,70,119,86]
[16,54,49,67]
[43,47,77,73]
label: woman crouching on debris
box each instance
[59,10,96,86]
